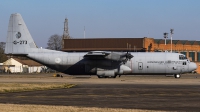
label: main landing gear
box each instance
[97,75,117,78]
[174,74,181,78]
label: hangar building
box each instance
[62,37,200,62]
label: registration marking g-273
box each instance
[13,40,27,45]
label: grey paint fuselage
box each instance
[26,50,195,75]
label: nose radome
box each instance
[189,62,197,72]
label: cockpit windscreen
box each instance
[179,55,187,60]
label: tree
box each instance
[0,42,8,63]
[0,42,5,51]
[46,34,62,50]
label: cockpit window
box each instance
[182,61,187,65]
[179,55,187,60]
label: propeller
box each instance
[105,51,133,64]
[120,52,133,64]
[122,43,133,63]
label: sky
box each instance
[1,0,200,48]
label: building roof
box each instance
[13,58,26,65]
[154,39,161,44]
[155,39,200,45]
[13,58,42,66]
[22,60,43,66]
[191,41,199,45]
[166,40,171,44]
[172,40,179,44]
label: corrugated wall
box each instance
[197,52,200,61]
[63,38,145,51]
[189,52,195,61]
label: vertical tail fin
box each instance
[5,13,37,55]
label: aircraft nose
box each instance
[189,62,197,72]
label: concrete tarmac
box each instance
[0,74,200,111]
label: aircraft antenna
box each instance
[170,29,174,53]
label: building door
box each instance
[138,62,143,70]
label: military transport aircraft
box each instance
[5,13,197,78]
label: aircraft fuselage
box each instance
[27,51,196,76]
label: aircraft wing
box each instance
[84,51,133,62]
[84,51,110,59]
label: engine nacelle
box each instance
[97,70,115,76]
[118,65,131,74]
[96,65,132,77]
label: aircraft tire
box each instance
[97,76,105,78]
[112,75,117,78]
[97,76,116,78]
[174,74,181,78]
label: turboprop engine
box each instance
[96,65,131,78]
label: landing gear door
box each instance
[138,62,143,70]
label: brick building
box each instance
[153,39,200,61]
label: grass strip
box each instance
[0,104,161,112]
[0,83,76,93]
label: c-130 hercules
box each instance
[5,13,197,78]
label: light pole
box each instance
[170,29,174,52]
[163,32,168,52]
[163,32,168,45]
